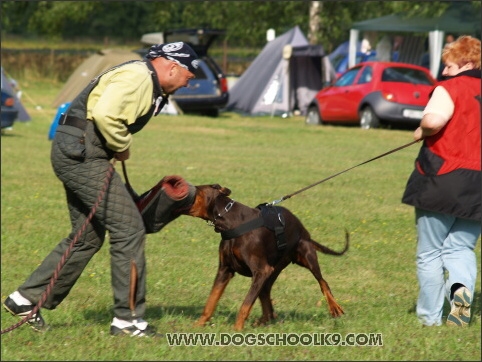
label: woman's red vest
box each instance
[402,71,481,221]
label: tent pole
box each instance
[348,29,359,68]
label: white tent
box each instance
[226,26,326,117]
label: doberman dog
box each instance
[180,184,349,331]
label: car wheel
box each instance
[305,105,322,125]
[359,106,380,129]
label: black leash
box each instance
[270,139,419,205]
[1,161,116,335]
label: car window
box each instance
[193,64,208,80]
[334,67,360,87]
[357,66,373,84]
[381,67,433,85]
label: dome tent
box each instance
[226,26,327,117]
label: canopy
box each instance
[349,2,481,77]
[352,4,481,33]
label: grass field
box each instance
[1,77,480,361]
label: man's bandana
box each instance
[146,41,199,74]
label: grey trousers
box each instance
[18,122,147,320]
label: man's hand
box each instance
[114,149,130,161]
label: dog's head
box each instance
[181,184,231,221]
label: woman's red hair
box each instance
[442,35,481,69]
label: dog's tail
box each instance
[310,229,349,256]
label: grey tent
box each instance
[226,26,326,117]
[348,2,481,78]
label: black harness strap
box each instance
[259,204,286,250]
[220,216,264,240]
[219,204,287,250]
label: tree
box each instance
[1,0,477,53]
[308,1,321,45]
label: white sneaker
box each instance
[110,317,161,337]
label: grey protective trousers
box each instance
[18,121,147,320]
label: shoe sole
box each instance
[447,288,471,327]
[3,303,48,333]
[110,325,162,337]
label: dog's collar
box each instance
[212,199,235,225]
[207,199,235,229]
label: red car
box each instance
[306,61,436,129]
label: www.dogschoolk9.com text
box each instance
[166,332,383,347]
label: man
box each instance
[3,42,198,337]
[402,35,481,327]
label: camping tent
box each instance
[52,49,142,108]
[225,26,326,117]
[348,2,481,78]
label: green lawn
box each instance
[1,77,480,361]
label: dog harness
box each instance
[220,204,287,250]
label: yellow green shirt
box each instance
[86,61,154,152]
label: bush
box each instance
[1,48,96,81]
[1,48,255,81]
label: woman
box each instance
[402,35,481,327]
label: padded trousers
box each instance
[18,122,147,321]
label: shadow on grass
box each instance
[0,131,23,137]
[309,122,417,131]
[82,303,338,329]
[77,290,480,330]
[80,291,480,328]
[81,304,226,325]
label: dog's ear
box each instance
[221,187,231,196]
[211,184,231,196]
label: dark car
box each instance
[139,28,229,117]
[306,61,436,129]
[1,89,19,130]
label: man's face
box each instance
[165,63,195,94]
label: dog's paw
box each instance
[194,320,208,327]
[329,305,345,318]
[253,314,278,327]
